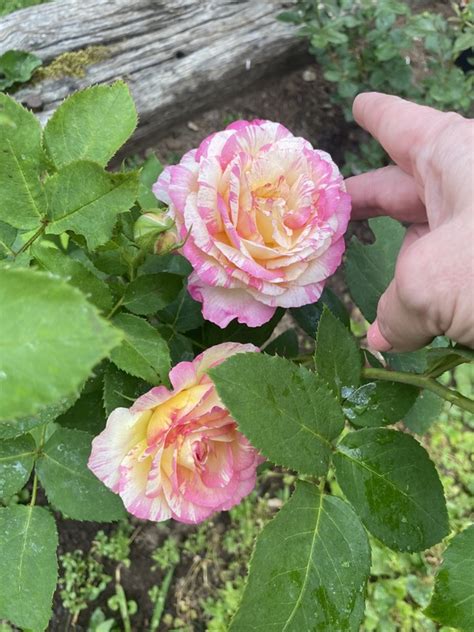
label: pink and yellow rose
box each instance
[154,119,350,328]
[88,343,262,524]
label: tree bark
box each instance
[0,0,307,150]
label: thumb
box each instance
[367,226,437,353]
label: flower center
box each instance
[252,177,295,245]
[192,439,209,467]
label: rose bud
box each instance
[153,226,179,256]
[133,211,175,251]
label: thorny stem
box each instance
[362,367,474,414]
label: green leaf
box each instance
[0,505,58,630]
[36,427,125,521]
[0,434,36,498]
[90,232,138,276]
[403,390,444,434]
[0,392,80,440]
[230,482,370,631]
[123,273,183,315]
[0,268,121,421]
[43,81,137,169]
[155,324,195,366]
[56,389,107,435]
[0,49,42,90]
[202,308,284,348]
[343,381,419,428]
[157,287,205,333]
[315,307,361,399]
[425,524,474,630]
[345,217,405,322]
[0,93,47,230]
[385,349,427,373]
[290,287,350,337]
[424,345,474,378]
[45,161,139,250]
[452,31,474,57]
[140,252,192,276]
[263,329,299,358]
[138,153,163,209]
[0,219,17,258]
[334,428,449,551]
[103,364,148,416]
[210,354,344,476]
[33,243,114,313]
[110,313,170,385]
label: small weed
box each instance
[59,525,133,625]
[202,577,246,632]
[59,550,111,625]
[92,524,133,567]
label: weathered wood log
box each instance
[0,0,307,151]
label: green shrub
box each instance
[280,0,473,173]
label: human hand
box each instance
[345,92,474,353]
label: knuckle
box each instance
[394,247,431,315]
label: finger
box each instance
[352,92,450,175]
[367,226,437,352]
[398,223,430,256]
[367,279,435,353]
[346,165,427,222]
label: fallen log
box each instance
[0,0,307,151]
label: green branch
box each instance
[14,219,48,257]
[362,367,474,414]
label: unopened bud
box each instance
[133,211,175,251]
[154,227,179,255]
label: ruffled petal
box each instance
[88,408,151,493]
[188,278,276,328]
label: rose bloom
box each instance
[88,343,263,524]
[154,119,350,328]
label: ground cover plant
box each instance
[0,77,473,631]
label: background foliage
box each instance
[279,0,474,173]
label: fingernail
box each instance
[367,321,393,352]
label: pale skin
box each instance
[345,92,474,353]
